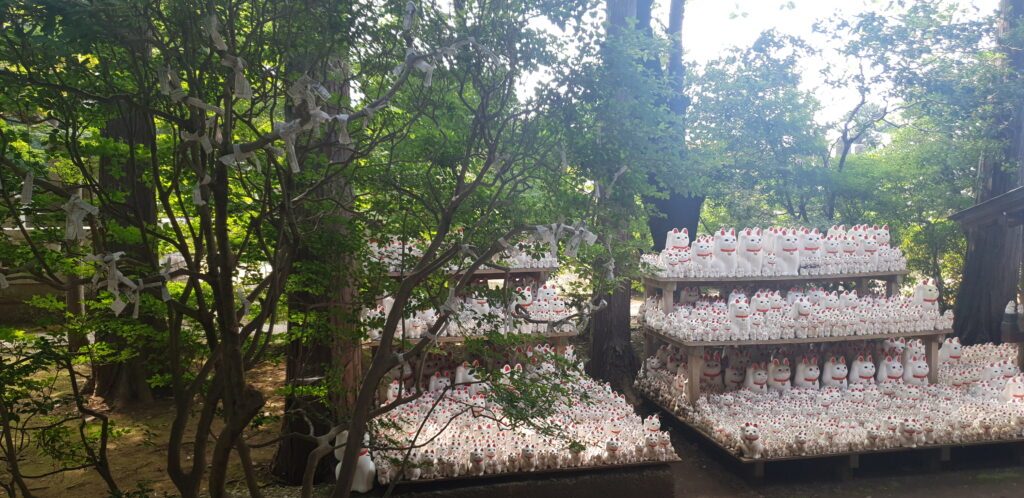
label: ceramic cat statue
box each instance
[767,358,792,393]
[850,355,876,385]
[876,355,904,384]
[823,356,849,389]
[940,337,963,363]
[692,237,716,277]
[903,355,930,386]
[794,356,821,389]
[739,423,764,459]
[912,279,940,314]
[776,229,801,275]
[737,228,764,277]
[744,362,769,393]
[702,352,725,389]
[666,228,690,250]
[712,228,739,276]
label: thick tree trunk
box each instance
[648,195,703,251]
[588,0,643,391]
[272,61,360,484]
[587,279,637,390]
[94,108,157,407]
[954,0,1024,344]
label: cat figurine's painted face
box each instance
[666,228,690,249]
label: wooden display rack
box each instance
[645,394,1024,479]
[639,269,929,405]
[372,266,569,351]
[388,266,558,283]
[643,326,950,405]
[386,458,679,487]
[642,270,907,315]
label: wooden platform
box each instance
[642,392,1024,479]
[641,325,949,404]
[642,270,908,286]
[642,270,907,315]
[642,325,950,348]
[385,458,679,487]
[387,266,558,280]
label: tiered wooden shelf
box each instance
[642,270,907,314]
[370,266,568,350]
[634,268,977,478]
[642,326,950,405]
[387,266,558,281]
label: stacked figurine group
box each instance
[641,225,906,278]
[361,285,575,342]
[635,340,1024,460]
[371,238,559,275]
[369,238,425,273]
[366,347,677,484]
[639,280,951,342]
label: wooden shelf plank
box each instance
[642,326,950,348]
[387,266,558,279]
[386,458,679,486]
[641,270,908,287]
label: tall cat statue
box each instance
[776,229,801,275]
[701,351,724,390]
[666,228,690,250]
[903,355,930,386]
[794,356,820,389]
[912,279,940,313]
[849,355,876,385]
[737,228,764,277]
[767,358,792,393]
[711,228,738,277]
[335,432,376,493]
[822,356,849,389]
[691,237,716,277]
[744,362,769,393]
[876,355,904,384]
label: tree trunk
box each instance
[648,195,703,251]
[588,0,643,392]
[272,61,360,484]
[94,107,157,407]
[587,278,637,390]
[643,0,701,252]
[954,0,1024,344]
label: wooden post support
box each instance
[644,278,656,301]
[939,446,951,462]
[686,346,703,405]
[885,276,898,297]
[925,335,941,384]
[643,329,656,358]
[555,336,568,355]
[835,456,853,481]
[749,461,765,480]
[849,454,859,469]
[661,283,675,313]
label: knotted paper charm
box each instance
[63,194,99,241]
[20,171,33,206]
[220,54,253,100]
